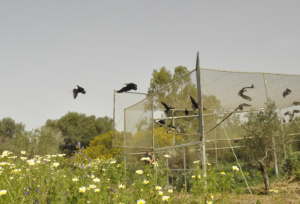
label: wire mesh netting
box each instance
[114,67,300,170]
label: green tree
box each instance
[36,127,63,156]
[242,101,281,194]
[45,112,114,148]
[0,117,25,151]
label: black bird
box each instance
[238,84,254,101]
[284,110,300,122]
[190,96,198,110]
[283,88,292,98]
[190,96,207,110]
[233,139,239,143]
[161,101,175,114]
[73,85,86,99]
[238,103,251,110]
[292,101,300,106]
[117,83,137,93]
[157,119,166,127]
[185,108,189,116]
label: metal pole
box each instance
[214,114,218,169]
[113,90,116,147]
[263,73,279,177]
[195,52,206,178]
[124,109,127,178]
[183,148,187,192]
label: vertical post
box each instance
[214,114,218,169]
[195,52,206,178]
[172,110,175,147]
[279,108,287,159]
[113,90,116,147]
[263,73,279,177]
[183,147,187,192]
[151,95,155,150]
[124,109,127,178]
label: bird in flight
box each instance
[283,88,292,98]
[161,101,175,114]
[73,85,86,99]
[238,84,254,101]
[238,103,251,110]
[292,101,300,106]
[117,83,137,93]
[190,96,207,110]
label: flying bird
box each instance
[117,83,137,93]
[238,84,254,101]
[292,101,300,106]
[161,101,175,114]
[238,103,251,110]
[73,85,86,99]
[190,96,207,110]
[283,88,292,98]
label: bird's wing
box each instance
[161,101,169,110]
[240,93,252,101]
[73,90,78,99]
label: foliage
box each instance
[83,131,122,160]
[45,112,114,148]
[0,118,25,151]
[282,151,300,181]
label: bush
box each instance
[282,151,300,181]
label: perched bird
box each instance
[156,119,166,127]
[238,103,251,110]
[283,88,292,98]
[117,83,137,93]
[190,96,207,110]
[292,101,300,106]
[73,85,86,99]
[161,101,175,114]
[185,108,189,116]
[238,84,254,101]
[233,139,239,143]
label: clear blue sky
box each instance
[1,1,300,130]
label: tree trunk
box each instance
[258,159,271,194]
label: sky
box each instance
[1,1,300,131]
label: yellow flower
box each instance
[53,163,60,167]
[168,189,173,193]
[198,175,201,179]
[21,151,26,155]
[89,184,96,189]
[207,201,212,204]
[221,171,225,175]
[110,160,116,164]
[9,177,13,180]
[143,180,149,185]
[0,190,7,196]
[94,188,100,192]
[162,196,170,201]
[192,175,195,179]
[79,186,86,193]
[274,190,278,193]
[232,166,239,171]
[118,184,125,189]
[159,191,163,195]
[137,199,145,204]
[207,163,211,166]
[164,155,170,158]
[136,170,143,175]
[57,154,65,157]
[269,189,274,192]
[155,186,162,190]
[93,178,100,183]
[211,194,214,199]
[72,178,79,182]
[193,160,200,164]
